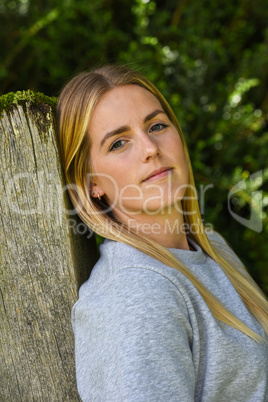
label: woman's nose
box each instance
[140,133,161,162]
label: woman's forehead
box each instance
[91,85,162,124]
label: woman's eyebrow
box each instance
[100,109,166,148]
[100,125,130,148]
[144,109,166,123]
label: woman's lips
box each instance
[143,167,173,182]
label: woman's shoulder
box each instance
[74,239,191,333]
[100,238,169,269]
[90,238,185,283]
[205,228,228,245]
[72,243,195,402]
[205,228,244,267]
[77,238,190,307]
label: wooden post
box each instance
[0,92,98,401]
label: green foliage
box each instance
[1,0,267,293]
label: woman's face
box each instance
[88,85,188,220]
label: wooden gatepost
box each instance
[0,92,98,401]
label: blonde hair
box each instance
[57,65,268,342]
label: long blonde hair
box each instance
[57,65,268,342]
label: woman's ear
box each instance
[90,183,105,200]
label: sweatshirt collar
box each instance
[169,237,207,265]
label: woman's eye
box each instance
[109,139,126,151]
[150,123,167,132]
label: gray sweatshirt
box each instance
[72,231,268,401]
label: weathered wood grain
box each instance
[0,99,98,401]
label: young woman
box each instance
[57,65,268,401]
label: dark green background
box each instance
[1,0,267,293]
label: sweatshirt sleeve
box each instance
[72,266,196,402]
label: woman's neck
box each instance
[114,202,191,250]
